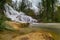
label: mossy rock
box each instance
[1,21,29,31]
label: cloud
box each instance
[12,0,41,6]
[30,0,41,6]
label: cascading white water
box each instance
[4,3,37,23]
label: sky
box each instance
[12,0,41,6]
[59,0,60,2]
[31,0,41,6]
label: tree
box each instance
[41,0,57,22]
[0,0,6,16]
[51,0,57,22]
[0,0,6,10]
[0,0,10,25]
[19,0,27,12]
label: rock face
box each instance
[1,21,29,30]
[12,32,54,40]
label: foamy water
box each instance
[4,3,37,23]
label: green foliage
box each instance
[17,0,27,12]
[0,0,11,24]
[20,0,26,11]
[0,0,6,10]
[23,8,36,18]
[6,0,11,3]
[54,6,60,22]
[41,0,57,22]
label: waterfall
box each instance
[4,3,37,23]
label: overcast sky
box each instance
[12,0,41,6]
[12,0,60,6]
[31,0,41,6]
[58,0,60,3]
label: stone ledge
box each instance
[29,23,60,29]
